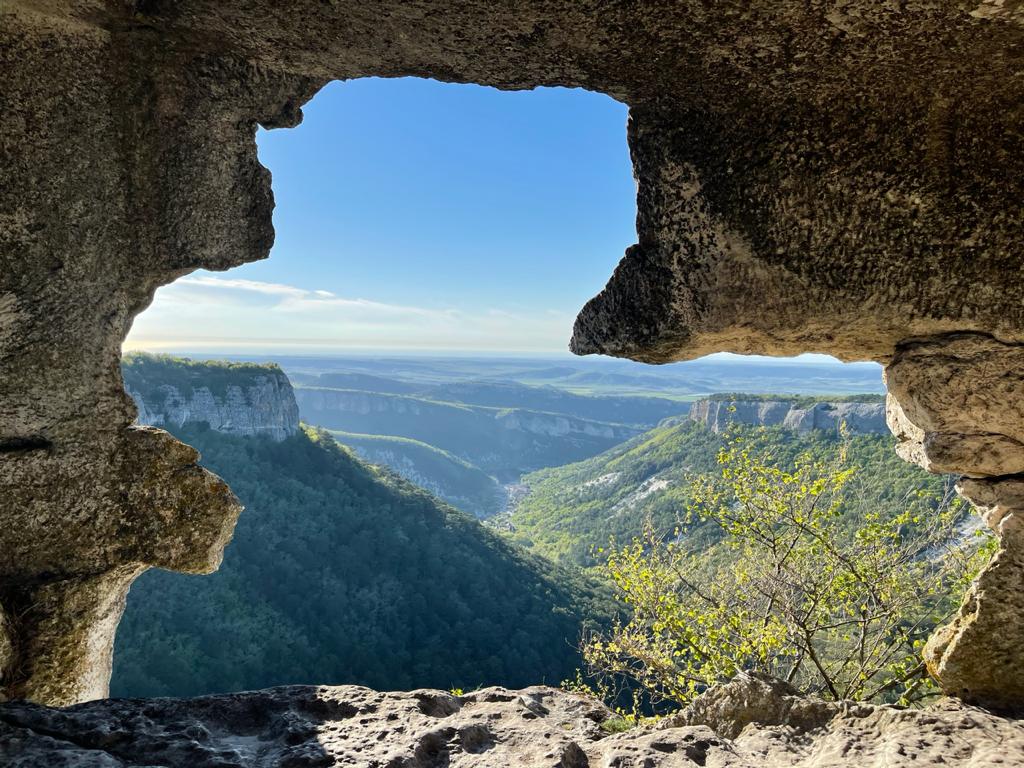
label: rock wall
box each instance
[1,0,1023,715]
[125,359,299,441]
[882,334,1024,710]
[689,398,887,436]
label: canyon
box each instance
[294,387,639,478]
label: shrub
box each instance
[581,433,994,709]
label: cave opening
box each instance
[3,6,1022,760]
[115,76,646,697]
[109,75,996,724]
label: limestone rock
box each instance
[884,339,1024,709]
[885,338,1024,708]
[126,363,300,441]
[2,681,1021,767]
[689,398,887,436]
[923,477,1024,710]
[957,477,1024,543]
[0,426,242,705]
[885,335,1024,478]
[3,0,1024,715]
[0,3,313,703]
[669,672,845,740]
[924,547,1024,713]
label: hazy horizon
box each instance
[121,345,878,368]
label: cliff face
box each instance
[689,398,887,436]
[124,355,299,442]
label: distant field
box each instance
[541,386,705,401]
[178,352,885,399]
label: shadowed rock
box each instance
[2,680,1021,766]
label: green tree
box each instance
[581,433,993,709]
[112,425,616,697]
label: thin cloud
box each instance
[177,275,308,297]
[127,273,573,352]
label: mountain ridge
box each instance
[688,396,887,436]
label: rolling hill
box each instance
[293,387,639,480]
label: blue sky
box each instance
[127,78,638,353]
[125,77,850,366]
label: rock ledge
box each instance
[2,676,1021,767]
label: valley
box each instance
[113,353,955,701]
[294,386,640,482]
[113,419,615,697]
[278,353,886,518]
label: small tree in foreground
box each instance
[580,434,994,710]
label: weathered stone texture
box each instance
[0,426,241,704]
[2,0,1024,720]
[880,336,1024,708]
[922,475,1024,711]
[2,678,1022,767]
[1,2,314,704]
[669,673,842,741]
[924,543,1024,713]
[886,336,1024,478]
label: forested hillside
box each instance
[329,430,506,517]
[505,418,958,566]
[112,424,614,697]
[294,387,638,480]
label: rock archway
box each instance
[1,0,1022,708]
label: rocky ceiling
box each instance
[1,0,1022,710]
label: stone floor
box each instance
[1,676,1021,767]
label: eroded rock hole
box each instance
[114,78,641,703]
[3,2,1024,763]
[110,77,1003,720]
[0,435,52,453]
